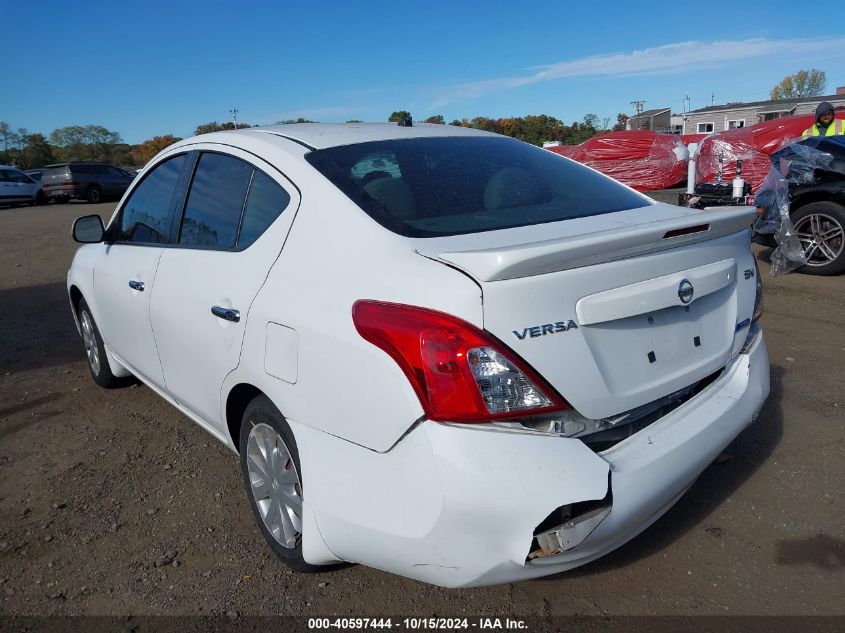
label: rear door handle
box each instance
[211,306,240,322]
[128,280,145,291]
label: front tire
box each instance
[86,186,102,203]
[77,298,120,388]
[239,395,322,572]
[793,202,845,276]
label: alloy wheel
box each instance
[795,212,844,267]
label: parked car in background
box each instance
[0,166,44,206]
[42,162,134,203]
[771,135,845,275]
[67,122,769,587]
[24,169,47,204]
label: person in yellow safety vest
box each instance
[802,101,845,137]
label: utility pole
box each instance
[683,95,691,113]
[229,108,239,126]
[630,100,646,115]
[711,93,715,106]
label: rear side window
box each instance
[116,154,187,243]
[238,171,290,248]
[178,153,253,248]
[306,137,651,238]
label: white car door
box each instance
[149,148,299,431]
[0,169,11,201]
[9,169,38,200]
[1,168,35,202]
[93,153,191,388]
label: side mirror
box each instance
[72,214,105,243]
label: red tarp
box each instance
[547,130,687,191]
[695,114,845,194]
[681,133,708,145]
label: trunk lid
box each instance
[413,204,759,419]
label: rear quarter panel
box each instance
[222,145,484,452]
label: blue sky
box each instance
[4,0,845,144]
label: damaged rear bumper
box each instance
[298,331,769,588]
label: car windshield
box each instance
[305,136,651,238]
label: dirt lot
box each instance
[0,201,843,618]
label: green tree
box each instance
[388,110,412,122]
[424,115,445,124]
[583,113,600,131]
[0,121,11,153]
[110,143,135,167]
[19,133,55,169]
[275,118,315,124]
[131,134,182,166]
[49,125,124,162]
[612,113,629,132]
[194,121,252,135]
[771,69,827,100]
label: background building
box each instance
[626,108,671,132]
[681,89,845,134]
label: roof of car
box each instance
[44,162,112,167]
[234,122,499,150]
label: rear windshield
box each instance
[305,136,650,237]
[42,166,70,176]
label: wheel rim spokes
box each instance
[247,423,303,549]
[794,213,844,266]
[80,311,100,375]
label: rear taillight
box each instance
[352,300,569,422]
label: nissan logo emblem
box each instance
[678,279,694,304]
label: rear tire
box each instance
[792,202,845,276]
[77,298,120,388]
[239,395,323,573]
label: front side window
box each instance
[306,136,651,238]
[6,170,32,184]
[178,153,253,248]
[116,154,187,243]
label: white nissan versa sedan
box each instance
[67,122,769,587]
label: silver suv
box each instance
[42,162,133,203]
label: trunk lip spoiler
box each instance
[429,206,757,282]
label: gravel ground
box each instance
[0,201,843,618]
